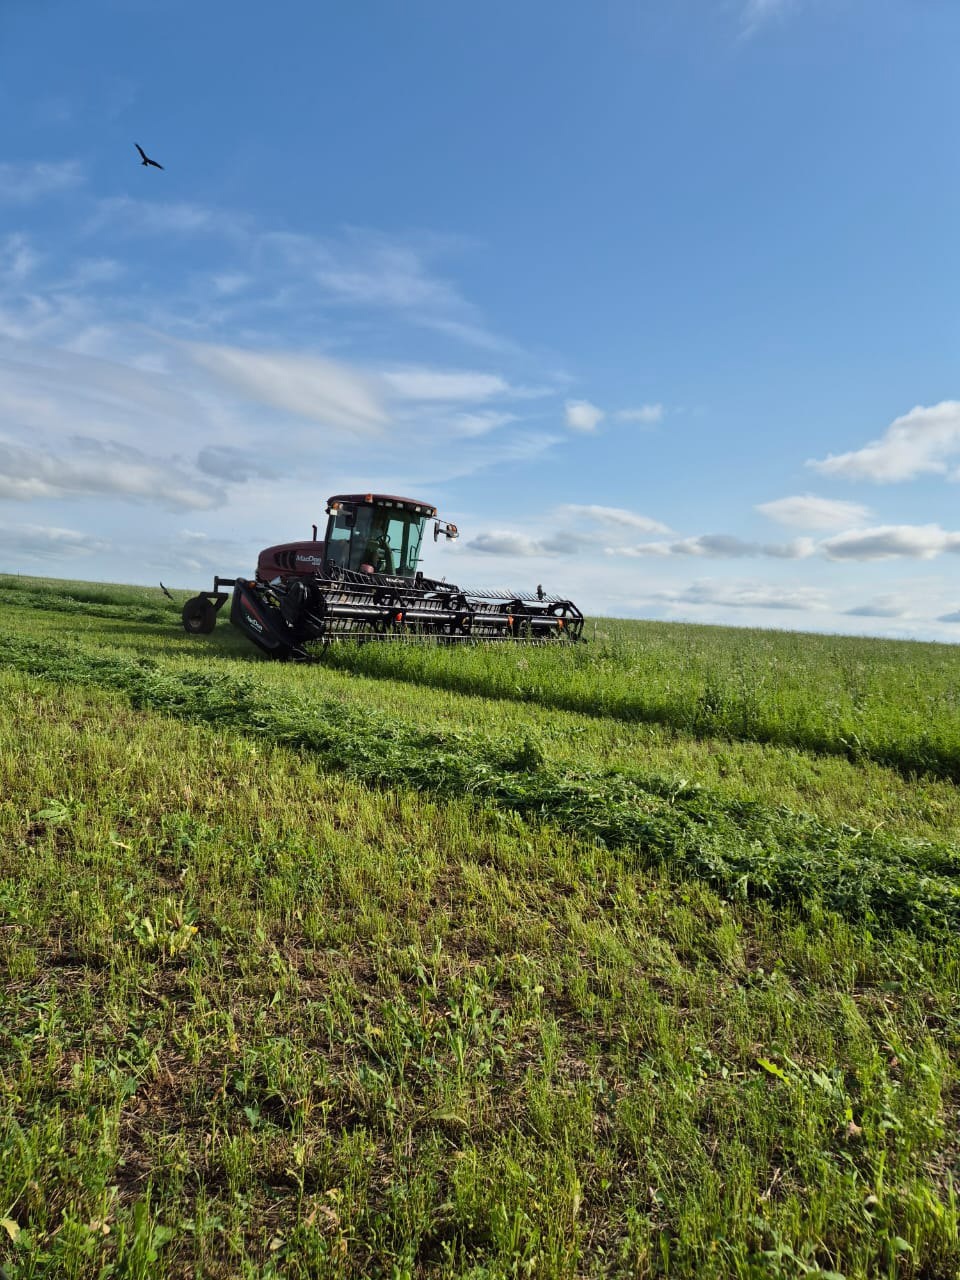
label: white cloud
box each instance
[211,273,250,296]
[159,530,251,574]
[416,314,519,355]
[463,506,670,560]
[756,494,872,530]
[0,345,203,432]
[808,401,960,483]
[615,404,663,425]
[610,534,815,559]
[187,343,388,434]
[845,597,911,619]
[657,579,829,612]
[452,411,517,437]
[467,531,569,557]
[558,504,671,534]
[59,259,124,291]
[0,438,225,511]
[1,234,40,282]
[0,522,109,561]
[266,228,517,354]
[565,399,605,432]
[196,445,270,482]
[381,368,509,402]
[88,196,239,239]
[0,161,84,204]
[315,238,464,312]
[820,524,960,561]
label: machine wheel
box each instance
[182,595,217,635]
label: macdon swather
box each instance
[180,492,585,660]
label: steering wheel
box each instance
[375,534,395,574]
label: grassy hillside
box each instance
[1,576,958,1279]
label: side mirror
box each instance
[434,520,459,542]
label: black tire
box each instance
[182,596,217,635]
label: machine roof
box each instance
[327,493,437,515]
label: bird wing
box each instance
[135,143,148,160]
[147,157,164,169]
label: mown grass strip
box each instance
[0,578,175,626]
[10,589,960,846]
[4,673,959,1280]
[4,635,958,939]
[7,575,960,783]
[311,632,960,784]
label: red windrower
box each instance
[179,491,584,659]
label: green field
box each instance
[1,575,958,1279]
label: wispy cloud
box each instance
[0,160,84,204]
[467,531,570,557]
[610,534,816,559]
[315,239,464,312]
[463,505,672,558]
[0,522,109,561]
[557,504,670,534]
[603,521,960,563]
[186,343,389,434]
[196,445,273,483]
[1,234,40,282]
[87,196,244,239]
[615,403,663,425]
[756,494,872,530]
[0,437,225,511]
[741,0,795,35]
[819,523,960,561]
[808,402,960,483]
[845,596,911,619]
[157,530,251,575]
[564,399,663,432]
[265,227,515,354]
[381,368,510,402]
[656,579,829,612]
[451,410,517,437]
[459,507,960,566]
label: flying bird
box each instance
[159,582,174,601]
[135,143,164,170]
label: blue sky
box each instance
[2,0,960,637]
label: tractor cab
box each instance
[324,495,430,577]
[255,494,459,584]
[323,494,458,578]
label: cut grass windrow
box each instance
[7,578,960,786]
[4,635,958,939]
[311,630,960,784]
[0,580,173,626]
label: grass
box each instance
[309,623,960,783]
[1,577,958,1278]
[1,633,958,939]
